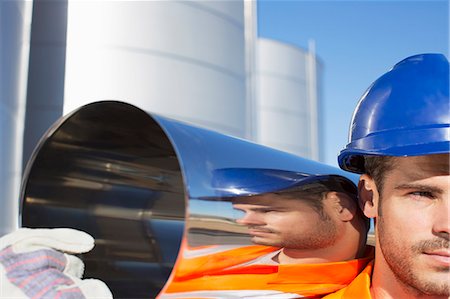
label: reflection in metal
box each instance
[20,101,359,298]
[187,168,360,248]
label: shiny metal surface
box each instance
[64,1,247,139]
[20,101,359,298]
[21,102,185,298]
[0,0,33,236]
[255,38,322,159]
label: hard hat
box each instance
[207,168,357,198]
[338,53,450,173]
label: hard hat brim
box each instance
[338,132,450,174]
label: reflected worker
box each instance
[160,170,373,299]
[232,176,367,265]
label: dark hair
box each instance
[363,156,396,193]
[273,176,358,220]
[273,176,370,234]
[274,186,329,218]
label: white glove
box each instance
[0,228,113,299]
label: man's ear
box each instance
[327,192,355,222]
[358,174,379,218]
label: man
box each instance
[232,173,368,264]
[160,170,373,298]
[324,53,449,298]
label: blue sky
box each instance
[257,0,449,166]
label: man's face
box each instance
[232,194,339,249]
[367,154,449,296]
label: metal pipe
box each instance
[20,101,358,298]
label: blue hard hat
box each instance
[338,53,450,173]
[209,168,356,198]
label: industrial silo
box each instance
[0,0,32,235]
[254,38,323,160]
[63,1,247,138]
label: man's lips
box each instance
[248,228,274,236]
[423,249,450,266]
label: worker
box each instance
[324,53,449,298]
[160,169,373,298]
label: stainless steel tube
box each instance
[20,101,359,298]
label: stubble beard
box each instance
[249,215,339,250]
[378,215,450,297]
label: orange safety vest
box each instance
[160,245,374,299]
[322,261,373,299]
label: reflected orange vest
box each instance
[161,245,374,298]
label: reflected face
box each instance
[374,154,450,296]
[232,194,339,249]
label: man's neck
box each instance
[275,247,357,265]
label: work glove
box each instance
[0,228,113,299]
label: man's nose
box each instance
[432,198,450,240]
[236,212,264,226]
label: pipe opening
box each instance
[21,101,186,298]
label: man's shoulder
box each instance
[322,260,374,299]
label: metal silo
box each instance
[0,0,32,236]
[254,38,323,160]
[63,1,247,138]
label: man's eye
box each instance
[260,209,279,213]
[409,191,435,199]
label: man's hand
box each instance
[0,228,113,299]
